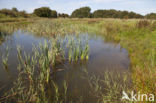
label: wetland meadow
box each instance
[0,18,155,103]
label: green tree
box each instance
[146,13,156,19]
[92,10,104,18]
[58,13,69,18]
[12,7,18,12]
[34,7,52,17]
[51,10,57,18]
[92,9,143,19]
[71,7,91,18]
[0,9,17,17]
[18,10,28,18]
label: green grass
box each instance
[0,18,155,102]
[86,19,156,96]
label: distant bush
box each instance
[0,6,155,19]
[145,13,156,19]
[58,13,69,18]
[71,7,144,18]
[34,7,57,18]
[71,7,91,18]
[0,9,17,17]
[12,7,18,12]
[92,10,105,18]
[0,8,29,18]
[34,7,52,17]
[18,10,28,18]
[51,10,57,18]
[92,9,143,19]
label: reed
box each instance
[66,35,89,62]
[2,47,9,71]
[1,33,90,102]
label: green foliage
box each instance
[71,7,91,18]
[0,8,28,18]
[12,7,18,12]
[18,10,28,18]
[0,8,17,17]
[34,7,52,17]
[146,13,156,19]
[92,10,105,18]
[92,9,143,19]
[0,6,155,19]
[51,10,57,18]
[58,13,69,18]
[34,7,57,18]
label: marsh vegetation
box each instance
[0,18,155,103]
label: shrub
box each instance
[18,10,28,18]
[51,10,57,18]
[71,7,91,18]
[92,9,143,19]
[0,9,17,17]
[92,10,105,18]
[34,7,57,18]
[34,7,52,17]
[0,8,28,18]
[12,7,18,12]
[58,13,69,18]
[146,13,156,19]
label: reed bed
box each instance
[0,34,90,102]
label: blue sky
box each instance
[0,0,156,15]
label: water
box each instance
[0,30,130,100]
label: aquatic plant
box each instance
[81,68,132,103]
[66,35,89,62]
[0,33,90,102]
[2,47,9,71]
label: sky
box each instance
[0,0,156,15]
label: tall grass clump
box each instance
[0,33,90,103]
[0,21,31,34]
[66,34,89,62]
[26,20,62,36]
[136,20,151,29]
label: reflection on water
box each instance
[0,30,130,99]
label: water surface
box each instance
[0,30,130,99]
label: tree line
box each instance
[0,6,156,19]
[0,8,28,18]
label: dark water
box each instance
[0,30,130,100]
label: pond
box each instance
[0,30,130,102]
